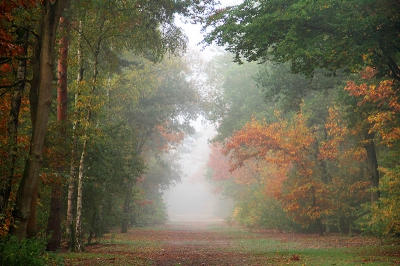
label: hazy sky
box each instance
[175,0,243,57]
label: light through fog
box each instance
[163,120,232,222]
[163,0,240,223]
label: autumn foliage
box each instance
[208,106,371,233]
[342,67,400,236]
[344,67,400,145]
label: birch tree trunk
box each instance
[75,138,86,251]
[11,0,66,240]
[67,20,83,251]
[75,37,100,251]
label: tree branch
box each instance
[0,79,29,89]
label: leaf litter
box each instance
[63,221,399,265]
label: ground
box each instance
[63,221,400,266]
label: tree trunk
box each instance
[121,179,135,233]
[11,0,66,240]
[26,185,38,238]
[67,20,83,250]
[46,15,69,252]
[75,139,86,252]
[67,118,77,251]
[363,131,380,203]
[75,34,100,250]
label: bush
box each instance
[0,236,64,266]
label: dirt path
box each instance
[64,221,397,266]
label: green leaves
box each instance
[205,0,400,80]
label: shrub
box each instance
[0,236,64,266]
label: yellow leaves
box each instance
[344,67,399,145]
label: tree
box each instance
[343,67,400,235]
[11,0,67,240]
[114,55,199,233]
[45,15,70,251]
[0,0,35,232]
[204,0,400,80]
[201,53,274,142]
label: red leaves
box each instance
[0,0,37,57]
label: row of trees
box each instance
[0,0,217,253]
[203,0,400,236]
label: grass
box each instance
[235,237,397,265]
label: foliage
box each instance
[205,0,400,80]
[256,63,345,113]
[213,99,370,233]
[344,67,400,146]
[0,236,64,266]
[203,54,276,142]
[357,166,400,238]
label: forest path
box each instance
[64,221,396,266]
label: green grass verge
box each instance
[235,238,398,265]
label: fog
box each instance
[163,121,233,222]
[164,1,238,222]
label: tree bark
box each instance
[26,185,38,238]
[75,139,86,252]
[11,0,67,240]
[66,20,83,250]
[46,16,69,251]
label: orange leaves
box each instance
[224,113,315,173]
[219,106,372,229]
[344,67,400,145]
[319,107,348,161]
[154,124,185,152]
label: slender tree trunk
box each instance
[121,179,135,233]
[363,131,380,203]
[87,207,97,245]
[67,115,77,251]
[46,16,69,251]
[75,38,100,251]
[67,20,83,250]
[11,0,66,240]
[75,139,86,252]
[311,185,324,236]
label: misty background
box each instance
[163,120,233,222]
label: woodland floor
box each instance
[63,221,400,266]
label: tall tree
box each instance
[45,15,70,251]
[11,0,67,240]
[205,0,400,80]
